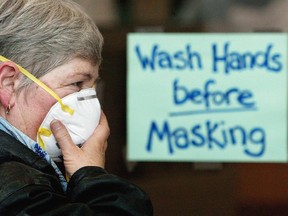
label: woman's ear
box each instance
[0,62,20,108]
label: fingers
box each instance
[95,111,110,141]
[49,111,110,175]
[50,119,75,154]
[50,119,81,176]
[83,111,110,153]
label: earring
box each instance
[5,104,11,114]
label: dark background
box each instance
[75,1,288,215]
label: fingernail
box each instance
[50,119,61,131]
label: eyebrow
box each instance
[71,72,95,80]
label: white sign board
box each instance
[127,33,287,162]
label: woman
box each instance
[0,0,153,215]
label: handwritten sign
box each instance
[127,33,287,162]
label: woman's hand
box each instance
[50,111,110,177]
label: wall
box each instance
[75,0,288,215]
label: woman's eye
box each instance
[72,82,82,87]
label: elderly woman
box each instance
[0,0,152,215]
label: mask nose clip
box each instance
[77,94,97,101]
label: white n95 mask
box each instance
[37,88,101,162]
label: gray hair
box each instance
[0,0,104,91]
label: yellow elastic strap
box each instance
[0,55,74,115]
[37,127,53,150]
[65,173,71,182]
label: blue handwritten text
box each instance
[213,42,282,74]
[173,78,255,109]
[135,44,202,71]
[146,120,265,157]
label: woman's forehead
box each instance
[51,58,98,76]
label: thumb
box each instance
[50,119,75,153]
